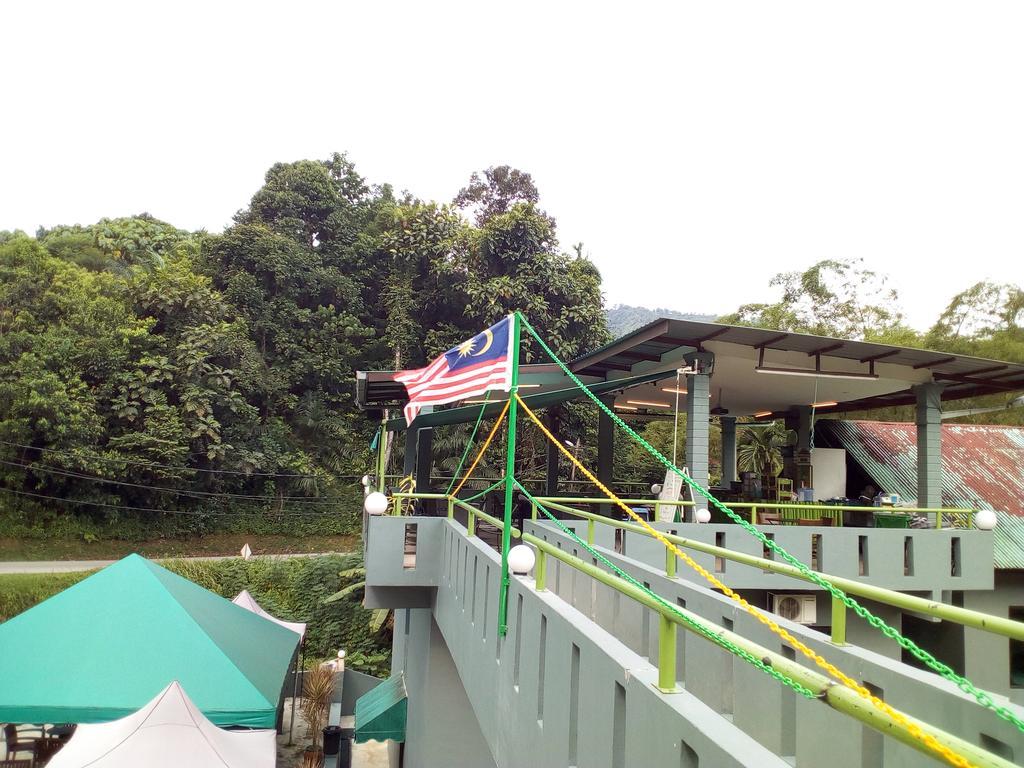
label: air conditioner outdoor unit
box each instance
[770,593,817,624]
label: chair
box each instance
[3,724,39,763]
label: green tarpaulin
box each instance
[354,673,407,743]
[0,554,299,728]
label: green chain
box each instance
[445,393,492,496]
[516,482,817,699]
[519,313,1024,733]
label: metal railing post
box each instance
[468,510,476,537]
[831,595,847,645]
[657,614,678,692]
[665,546,677,579]
[447,497,454,519]
[535,549,547,591]
[587,519,595,546]
[531,501,537,520]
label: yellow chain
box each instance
[450,400,511,497]
[515,394,972,768]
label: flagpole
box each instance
[498,312,521,637]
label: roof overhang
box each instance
[355,319,1024,426]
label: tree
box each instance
[719,258,909,341]
[737,423,794,477]
[454,165,542,226]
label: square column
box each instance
[544,408,561,496]
[597,396,615,491]
[915,382,946,508]
[685,371,711,496]
[720,416,738,485]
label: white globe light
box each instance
[508,544,536,575]
[695,508,711,523]
[364,491,389,515]
[975,509,998,531]
[651,484,663,495]
[361,475,371,487]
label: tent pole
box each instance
[288,640,302,745]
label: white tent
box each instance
[232,590,307,638]
[47,681,275,768]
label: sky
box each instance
[2,1,1022,330]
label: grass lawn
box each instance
[0,533,358,561]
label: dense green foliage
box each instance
[605,305,717,337]
[0,158,608,536]
[0,555,391,674]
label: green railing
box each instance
[531,497,1021,646]
[535,495,974,529]
[391,492,1018,768]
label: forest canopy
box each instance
[1,154,1021,535]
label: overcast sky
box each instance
[3,1,1022,330]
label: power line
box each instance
[0,438,360,479]
[0,458,348,503]
[0,486,347,518]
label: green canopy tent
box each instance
[0,554,299,728]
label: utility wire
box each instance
[0,486,345,517]
[0,438,357,479]
[0,458,349,503]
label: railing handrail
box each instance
[389,492,1021,644]
[530,497,1023,643]
[410,495,1016,768]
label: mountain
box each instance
[605,304,719,337]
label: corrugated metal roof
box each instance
[817,421,1024,569]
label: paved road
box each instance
[0,551,347,574]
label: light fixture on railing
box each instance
[810,401,838,408]
[617,405,639,411]
[626,400,671,408]
[661,387,688,395]
[753,410,773,418]
[518,383,542,389]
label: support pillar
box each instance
[403,426,418,480]
[915,382,945,508]
[721,416,737,485]
[545,408,560,496]
[415,428,433,494]
[597,395,615,497]
[685,369,711,498]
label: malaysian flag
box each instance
[395,315,515,425]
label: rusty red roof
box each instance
[817,421,1024,568]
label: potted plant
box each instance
[301,663,336,768]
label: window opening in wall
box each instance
[903,536,914,576]
[762,533,775,569]
[537,614,547,722]
[861,682,884,768]
[715,532,726,573]
[980,734,1014,761]
[470,557,478,624]
[811,534,822,571]
[680,740,699,768]
[612,683,626,768]
[858,536,869,576]
[513,594,523,688]
[951,537,962,577]
[569,644,581,765]
[403,523,417,569]
[1011,607,1024,689]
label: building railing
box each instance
[379,493,1020,768]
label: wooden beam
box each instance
[755,333,790,349]
[808,343,844,357]
[571,319,670,373]
[912,356,957,370]
[859,350,900,363]
[960,365,1008,377]
[934,373,1024,392]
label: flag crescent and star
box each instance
[395,315,514,426]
